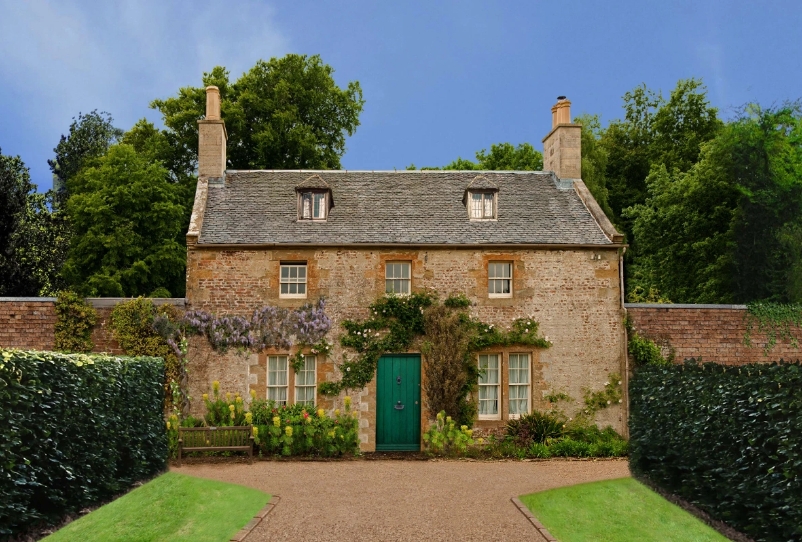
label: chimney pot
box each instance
[205,86,221,121]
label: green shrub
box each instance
[54,291,98,353]
[0,349,166,538]
[253,396,359,457]
[630,359,802,542]
[629,332,667,366]
[422,411,475,454]
[109,298,181,411]
[505,410,565,445]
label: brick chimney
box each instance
[187,86,227,247]
[197,86,227,179]
[542,96,581,180]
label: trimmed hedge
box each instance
[0,349,167,538]
[629,360,802,542]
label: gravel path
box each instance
[175,458,629,542]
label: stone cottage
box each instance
[186,87,627,451]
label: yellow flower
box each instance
[344,396,352,409]
[334,409,340,417]
[436,411,444,420]
[226,392,231,401]
[206,439,211,445]
[285,426,293,437]
[461,425,468,431]
[328,430,335,438]
[250,389,257,399]
[245,412,253,424]
[230,412,235,420]
[166,421,171,430]
[252,426,259,437]
[478,438,484,444]
[212,381,220,393]
[273,416,281,427]
[236,396,243,404]
[229,404,235,412]
[446,416,452,424]
[317,408,325,418]
[202,393,209,401]
[466,429,473,437]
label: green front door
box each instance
[376,354,421,451]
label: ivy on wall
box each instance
[744,301,802,353]
[54,290,98,353]
[319,291,551,414]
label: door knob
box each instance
[394,401,405,410]
[397,376,401,384]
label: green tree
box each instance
[0,150,38,295]
[625,103,802,303]
[604,79,721,230]
[412,142,543,171]
[63,144,187,297]
[48,110,123,202]
[575,114,614,220]
[151,55,365,171]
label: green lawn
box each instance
[520,477,729,542]
[44,472,270,542]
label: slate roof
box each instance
[197,170,613,245]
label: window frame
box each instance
[298,190,328,221]
[294,354,317,407]
[488,261,513,298]
[267,355,289,406]
[508,353,531,419]
[385,261,412,296]
[477,353,502,420]
[280,262,308,299]
[468,190,497,220]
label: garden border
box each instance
[510,497,558,542]
[231,494,280,542]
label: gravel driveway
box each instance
[174,458,629,542]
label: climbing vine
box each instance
[744,301,802,353]
[54,290,98,353]
[318,292,551,403]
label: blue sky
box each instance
[1,0,800,192]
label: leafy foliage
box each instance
[744,301,802,353]
[409,142,543,171]
[110,298,181,411]
[422,411,474,454]
[0,349,166,537]
[629,360,802,541]
[505,410,565,445]
[625,102,802,303]
[421,304,474,424]
[54,290,98,353]
[248,397,359,457]
[151,55,365,171]
[323,292,550,421]
[63,143,187,297]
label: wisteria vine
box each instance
[156,298,332,369]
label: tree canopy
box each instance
[63,144,186,297]
[410,142,543,171]
[151,54,365,171]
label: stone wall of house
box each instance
[0,298,184,355]
[626,304,802,365]
[186,245,628,451]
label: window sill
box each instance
[469,218,498,222]
[478,415,502,421]
[279,294,308,299]
[488,293,513,299]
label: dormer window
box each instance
[299,191,328,220]
[469,191,496,220]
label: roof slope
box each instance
[197,170,613,245]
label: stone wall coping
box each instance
[0,297,186,308]
[625,303,748,310]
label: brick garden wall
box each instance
[0,298,185,355]
[626,304,802,365]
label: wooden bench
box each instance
[177,425,254,466]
